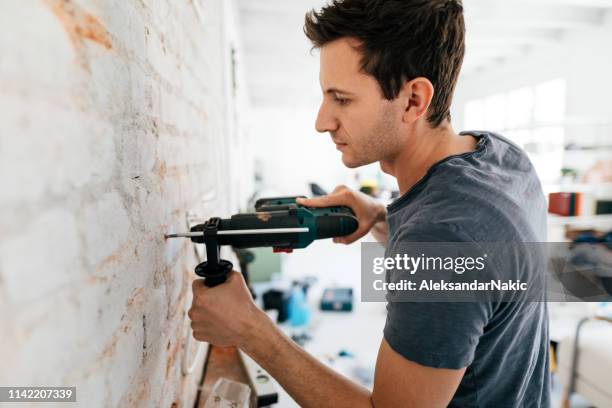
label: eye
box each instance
[334,96,349,105]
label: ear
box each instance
[400,77,435,124]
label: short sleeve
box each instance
[383,222,493,369]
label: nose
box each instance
[315,100,339,134]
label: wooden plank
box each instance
[197,346,257,408]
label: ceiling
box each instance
[236,0,612,107]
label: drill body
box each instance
[184,196,358,286]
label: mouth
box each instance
[333,139,348,150]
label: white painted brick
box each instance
[0,295,79,385]
[0,99,116,205]
[0,0,249,406]
[85,0,148,63]
[0,208,80,307]
[0,1,78,99]
[82,192,131,268]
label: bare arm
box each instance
[243,312,373,408]
[189,273,466,408]
[371,219,388,245]
[243,309,465,407]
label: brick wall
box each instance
[0,0,248,406]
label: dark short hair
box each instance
[304,0,465,127]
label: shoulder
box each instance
[388,132,547,242]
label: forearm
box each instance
[371,220,388,245]
[241,312,373,408]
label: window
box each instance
[463,79,566,183]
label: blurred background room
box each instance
[241,1,612,407]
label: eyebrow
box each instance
[325,87,355,96]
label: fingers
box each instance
[297,186,368,244]
[296,186,350,208]
[296,195,340,208]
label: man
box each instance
[188,0,551,406]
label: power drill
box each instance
[165,196,358,287]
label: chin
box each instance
[341,153,372,169]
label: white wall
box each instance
[0,0,249,406]
[247,106,358,197]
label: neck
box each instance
[380,120,476,195]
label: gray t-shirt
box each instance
[383,131,551,407]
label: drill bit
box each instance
[165,232,204,238]
[165,227,309,239]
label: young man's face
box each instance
[316,37,405,168]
